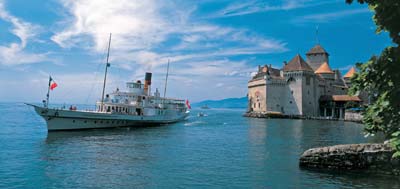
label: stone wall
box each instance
[299,143,400,175]
[248,79,267,112]
[344,111,363,122]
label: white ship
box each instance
[28,34,190,131]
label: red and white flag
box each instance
[49,77,58,90]
[185,99,191,109]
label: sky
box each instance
[0,0,392,104]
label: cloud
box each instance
[50,0,288,98]
[51,0,287,62]
[0,1,48,66]
[292,8,370,24]
[45,0,289,101]
[51,0,180,51]
[209,0,339,18]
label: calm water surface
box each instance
[0,102,399,188]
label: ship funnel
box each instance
[144,72,152,95]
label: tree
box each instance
[346,0,400,156]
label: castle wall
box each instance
[265,80,286,113]
[284,72,302,115]
[301,73,318,116]
[248,79,267,112]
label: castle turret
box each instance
[314,62,334,80]
[306,44,329,71]
[343,67,356,86]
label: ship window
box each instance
[94,121,97,124]
[100,121,103,124]
[112,121,114,124]
[106,121,109,124]
[84,120,87,123]
[73,120,75,123]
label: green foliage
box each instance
[346,0,400,156]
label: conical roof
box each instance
[306,44,329,55]
[343,67,356,78]
[283,54,313,72]
[314,62,334,74]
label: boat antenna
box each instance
[100,33,112,112]
[163,59,170,99]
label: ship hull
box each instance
[28,104,189,131]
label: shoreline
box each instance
[243,111,363,123]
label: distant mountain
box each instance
[192,97,247,109]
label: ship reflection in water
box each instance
[1,104,399,188]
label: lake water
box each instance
[1,102,399,188]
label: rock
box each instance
[299,143,400,175]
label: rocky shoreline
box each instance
[243,111,362,123]
[299,143,400,175]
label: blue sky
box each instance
[0,0,392,104]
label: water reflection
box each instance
[245,118,394,188]
[2,104,399,188]
[42,128,160,188]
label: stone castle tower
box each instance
[306,44,329,71]
[282,54,319,116]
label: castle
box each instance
[247,44,362,119]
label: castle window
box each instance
[290,101,293,104]
[306,76,310,85]
[291,90,293,94]
[308,90,310,95]
[258,103,260,108]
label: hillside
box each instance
[192,97,247,109]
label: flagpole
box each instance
[100,33,112,112]
[46,76,51,108]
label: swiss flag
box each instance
[186,99,191,109]
[49,77,58,90]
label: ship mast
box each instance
[163,59,170,99]
[100,33,112,112]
